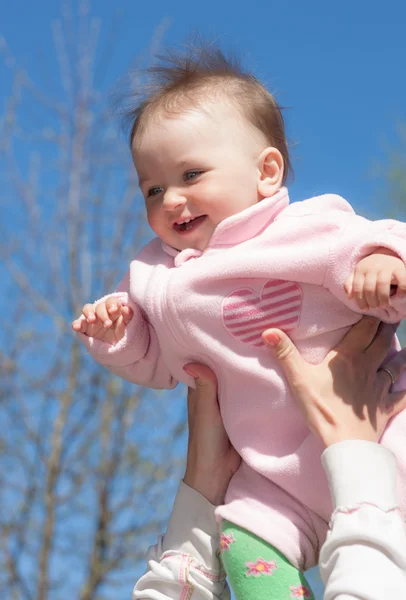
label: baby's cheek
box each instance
[146,206,163,234]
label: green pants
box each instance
[220,521,314,599]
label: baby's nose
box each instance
[163,189,187,210]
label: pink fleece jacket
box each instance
[78,188,406,570]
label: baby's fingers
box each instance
[376,271,392,307]
[110,306,133,342]
[344,271,354,297]
[350,271,368,310]
[105,297,122,323]
[95,302,112,327]
[121,305,133,325]
[114,314,128,342]
[392,267,406,295]
[72,316,88,333]
[363,272,378,308]
[82,303,97,323]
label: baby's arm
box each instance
[344,247,406,310]
[72,271,177,390]
[325,216,406,322]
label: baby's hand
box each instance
[344,248,406,310]
[72,297,133,344]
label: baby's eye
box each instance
[147,186,164,197]
[184,170,203,181]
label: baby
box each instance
[73,45,406,598]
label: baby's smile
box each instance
[173,215,207,233]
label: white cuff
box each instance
[163,481,221,569]
[322,440,398,509]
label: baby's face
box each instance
[133,102,266,251]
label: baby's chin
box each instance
[171,239,209,252]
[166,218,213,252]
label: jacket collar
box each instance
[161,187,290,266]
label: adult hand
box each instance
[262,317,406,447]
[183,363,241,506]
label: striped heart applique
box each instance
[222,279,302,347]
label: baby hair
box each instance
[123,40,292,185]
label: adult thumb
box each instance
[184,363,218,393]
[262,328,306,383]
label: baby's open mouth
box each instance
[173,215,207,232]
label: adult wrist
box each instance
[183,470,227,506]
[163,481,221,568]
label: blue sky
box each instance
[2,0,406,218]
[2,1,406,597]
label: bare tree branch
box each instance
[0,5,183,600]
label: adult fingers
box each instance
[379,347,406,391]
[363,322,398,369]
[335,316,381,355]
[187,387,197,432]
[185,363,219,430]
[184,363,218,396]
[384,391,406,421]
[262,328,307,391]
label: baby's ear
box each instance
[257,147,284,198]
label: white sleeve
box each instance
[320,440,406,599]
[132,482,230,600]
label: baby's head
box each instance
[126,44,291,251]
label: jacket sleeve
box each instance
[324,216,406,322]
[76,270,177,390]
[320,441,406,599]
[132,482,230,600]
